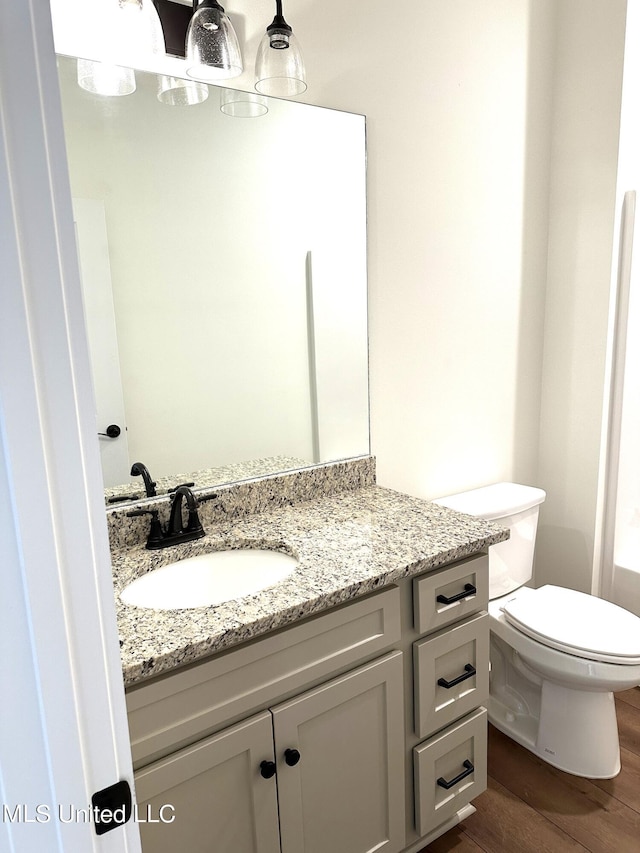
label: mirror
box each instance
[56,56,369,504]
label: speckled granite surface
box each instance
[114,484,508,687]
[107,456,376,551]
[104,455,312,505]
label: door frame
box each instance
[0,1,140,851]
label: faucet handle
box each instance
[167,482,195,494]
[108,494,141,503]
[126,509,165,549]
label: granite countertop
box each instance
[114,485,508,687]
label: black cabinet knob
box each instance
[284,748,301,767]
[260,760,276,779]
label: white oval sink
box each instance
[120,548,297,610]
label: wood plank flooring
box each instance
[423,689,640,853]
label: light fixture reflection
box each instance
[77,60,136,96]
[157,76,209,106]
[186,0,243,80]
[220,88,268,117]
[255,0,306,97]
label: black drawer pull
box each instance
[437,759,474,790]
[436,583,476,605]
[438,663,476,689]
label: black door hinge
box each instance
[91,780,132,836]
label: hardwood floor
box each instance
[423,689,640,853]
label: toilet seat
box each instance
[501,585,640,665]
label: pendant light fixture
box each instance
[77,0,166,96]
[186,0,243,80]
[255,0,306,97]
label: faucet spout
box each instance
[130,462,157,497]
[167,485,205,541]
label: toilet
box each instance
[435,482,640,779]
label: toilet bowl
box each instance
[489,585,640,777]
[435,483,640,779]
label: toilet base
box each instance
[489,679,621,779]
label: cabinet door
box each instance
[272,650,405,853]
[134,711,280,853]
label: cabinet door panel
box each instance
[134,711,280,853]
[272,650,405,853]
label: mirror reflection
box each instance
[56,56,369,503]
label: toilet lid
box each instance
[502,585,640,664]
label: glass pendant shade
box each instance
[76,0,166,96]
[123,0,166,60]
[186,0,243,80]
[255,2,306,97]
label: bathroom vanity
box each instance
[111,463,506,852]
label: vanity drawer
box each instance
[413,611,489,739]
[414,706,487,838]
[413,554,488,635]
[126,587,401,768]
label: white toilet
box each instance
[435,482,640,779]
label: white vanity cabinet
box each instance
[126,588,405,853]
[133,651,405,853]
[125,552,491,852]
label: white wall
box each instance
[297,0,625,596]
[298,0,625,599]
[595,0,640,609]
[536,0,626,593]
[295,0,555,500]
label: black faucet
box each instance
[167,485,205,542]
[127,486,205,550]
[130,462,157,498]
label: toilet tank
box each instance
[434,482,546,599]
